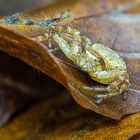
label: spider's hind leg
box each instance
[95,91,122,104]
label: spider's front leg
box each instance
[32,26,82,52]
[53,26,83,62]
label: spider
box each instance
[32,26,130,104]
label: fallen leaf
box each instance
[0,0,139,120]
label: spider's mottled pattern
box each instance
[33,26,130,104]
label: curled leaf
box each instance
[0,0,139,120]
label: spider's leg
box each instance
[107,73,130,93]
[32,33,49,42]
[32,28,56,51]
[81,71,129,104]
[93,72,129,104]
[48,28,53,49]
[95,91,121,104]
[81,36,93,50]
[53,27,83,62]
[81,86,108,92]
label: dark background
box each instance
[0,0,57,16]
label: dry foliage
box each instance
[0,0,139,139]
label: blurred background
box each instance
[0,0,57,16]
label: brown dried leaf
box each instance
[0,0,139,120]
[0,91,139,140]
